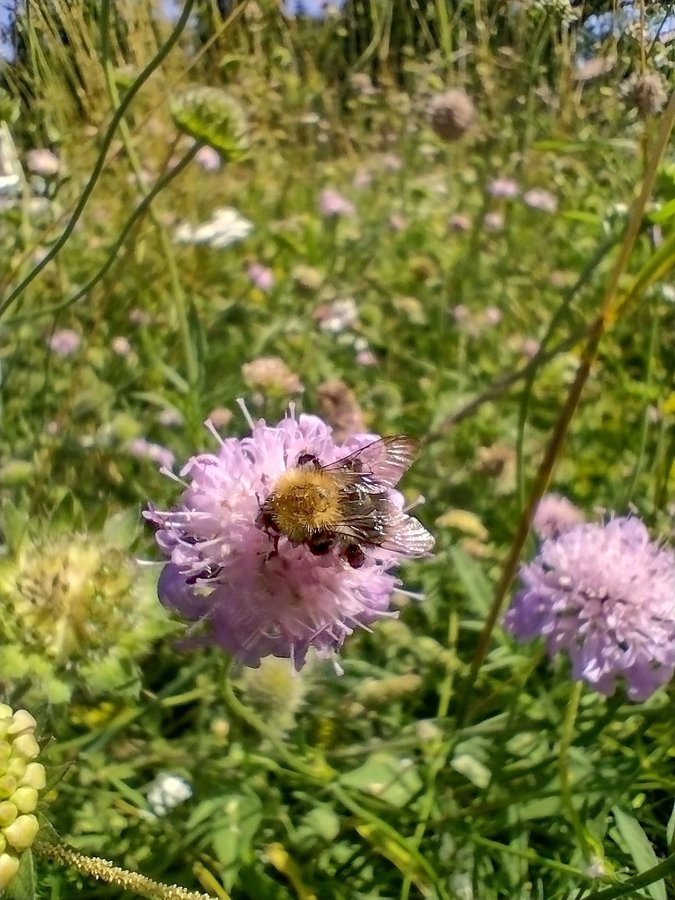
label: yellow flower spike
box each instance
[20,763,45,791]
[7,710,37,736]
[12,787,38,814]
[11,734,39,760]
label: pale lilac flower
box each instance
[194,145,221,172]
[48,329,81,357]
[129,308,151,326]
[26,148,59,177]
[146,773,192,816]
[523,189,558,213]
[129,438,175,471]
[483,306,502,326]
[111,336,131,356]
[381,153,402,171]
[483,211,504,231]
[353,170,372,189]
[449,214,471,232]
[247,262,275,291]
[356,349,377,366]
[450,304,470,324]
[521,337,541,359]
[505,517,675,701]
[145,409,415,669]
[488,178,519,199]
[319,188,355,218]
[158,408,184,428]
[532,493,586,540]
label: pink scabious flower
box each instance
[523,188,558,213]
[505,517,675,701]
[532,493,585,540]
[129,438,175,471]
[145,407,410,669]
[319,188,356,218]
[488,177,519,199]
[47,328,81,357]
[247,262,275,291]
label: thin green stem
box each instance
[559,681,588,853]
[0,0,197,321]
[584,852,675,899]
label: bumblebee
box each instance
[258,435,434,568]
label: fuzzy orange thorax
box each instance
[264,468,342,543]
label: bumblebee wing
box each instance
[323,435,419,488]
[334,500,435,557]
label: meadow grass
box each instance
[0,1,674,898]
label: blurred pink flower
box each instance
[532,493,586,540]
[483,306,502,326]
[488,178,519,199]
[449,213,471,232]
[483,211,504,231]
[129,438,175,470]
[523,189,558,213]
[26,148,60,177]
[194,145,221,172]
[319,188,356,218]
[48,329,81,357]
[353,170,372,189]
[247,262,275,291]
[389,213,407,231]
[111,336,131,356]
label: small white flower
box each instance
[146,772,192,816]
[174,207,253,249]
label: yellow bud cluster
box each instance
[0,706,45,889]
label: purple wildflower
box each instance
[26,148,59,177]
[532,493,585,540]
[48,328,81,357]
[194,145,221,172]
[145,408,412,669]
[129,438,175,471]
[505,517,675,701]
[319,188,355,218]
[247,262,275,291]
[488,178,519,199]
[523,189,558,213]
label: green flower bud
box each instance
[0,853,20,889]
[0,744,11,765]
[20,763,45,790]
[0,802,17,827]
[11,787,37,814]
[3,814,39,851]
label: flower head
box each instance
[247,262,275,291]
[145,408,428,669]
[174,207,253,249]
[146,772,192,817]
[523,189,558,213]
[532,493,586,540]
[505,517,675,701]
[0,706,45,890]
[429,89,476,142]
[26,148,59,177]
[319,188,356,218]
[621,71,668,117]
[0,530,166,703]
[48,328,81,357]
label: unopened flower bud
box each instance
[3,814,39,851]
[11,735,39,760]
[20,763,46,791]
[0,853,20,889]
[5,759,26,780]
[11,788,37,814]
[7,711,37,736]
[0,803,17,827]
[0,777,17,799]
